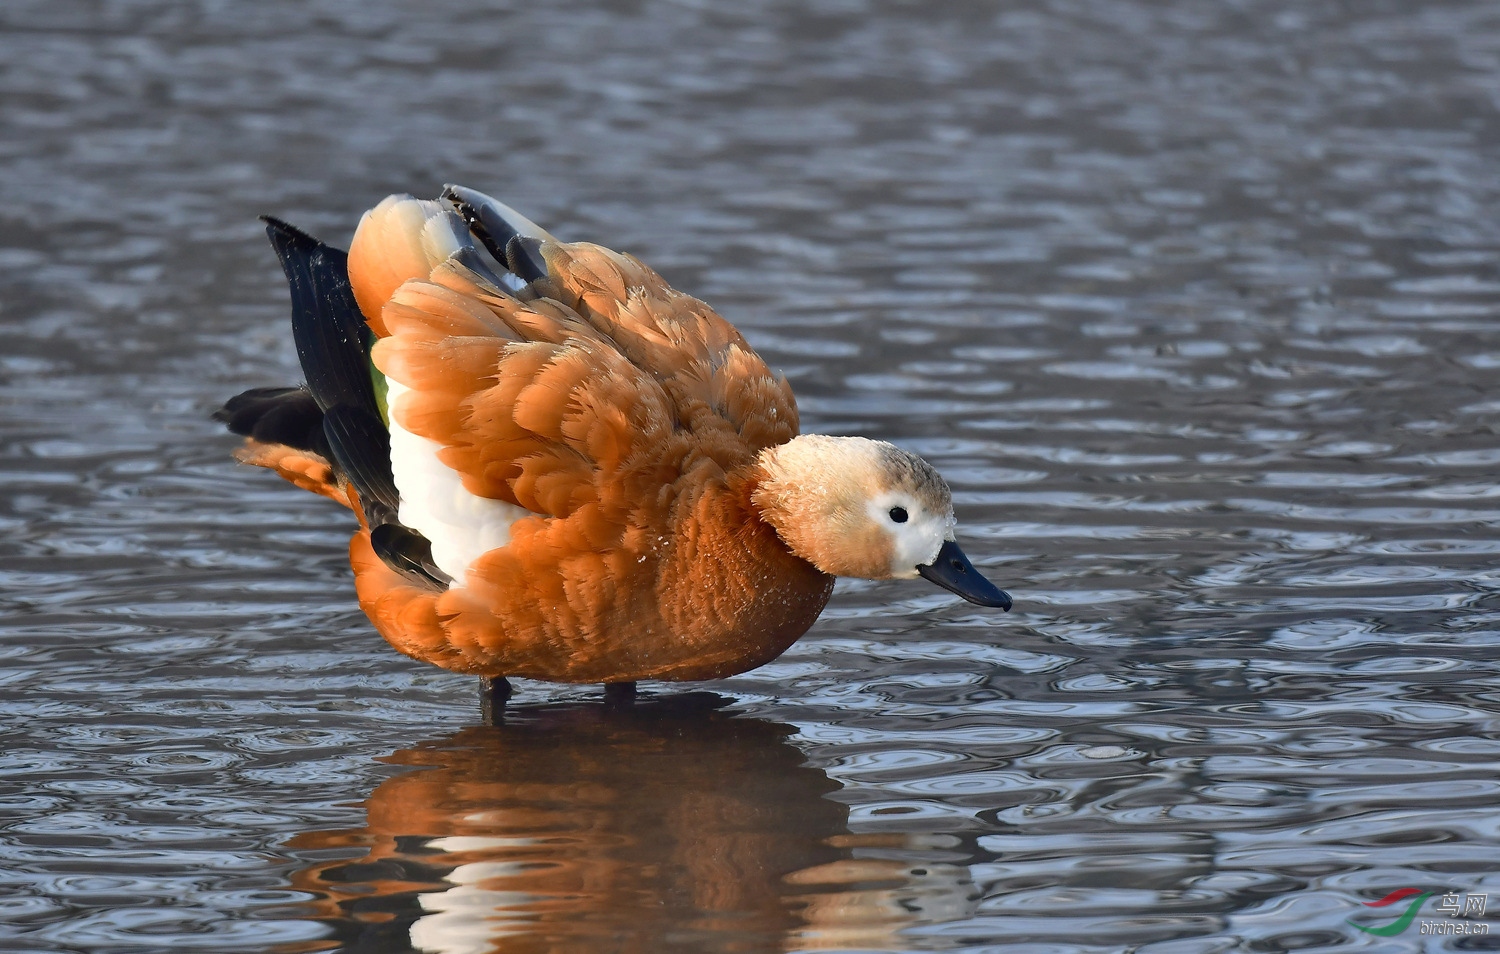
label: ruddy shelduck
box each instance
[217,186,1011,692]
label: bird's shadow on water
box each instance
[278,691,974,954]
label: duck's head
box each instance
[752,435,1012,610]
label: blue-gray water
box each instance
[3,1,1500,951]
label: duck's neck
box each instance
[745,435,894,579]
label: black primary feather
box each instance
[442,185,550,284]
[370,524,453,589]
[449,245,527,297]
[321,404,401,519]
[444,186,518,260]
[504,235,548,284]
[212,218,451,593]
[261,216,379,417]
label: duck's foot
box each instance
[603,681,637,706]
[480,676,512,724]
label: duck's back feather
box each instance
[369,241,801,524]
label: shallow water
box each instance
[3,0,1500,951]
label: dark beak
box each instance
[917,539,1013,610]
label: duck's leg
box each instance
[480,676,512,724]
[603,681,637,705]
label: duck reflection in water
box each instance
[283,694,976,953]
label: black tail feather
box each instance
[214,386,329,458]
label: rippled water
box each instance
[4,0,1500,951]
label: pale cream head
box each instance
[752,435,955,579]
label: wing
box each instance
[219,220,455,589]
[537,240,800,458]
[351,188,800,535]
[371,259,687,525]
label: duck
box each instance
[216,186,1011,695]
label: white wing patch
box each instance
[385,377,529,586]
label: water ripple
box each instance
[5,0,1500,951]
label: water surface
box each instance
[2,0,1500,951]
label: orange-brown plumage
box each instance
[221,187,1010,687]
[232,441,350,508]
[365,246,832,680]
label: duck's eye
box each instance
[888,506,909,524]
